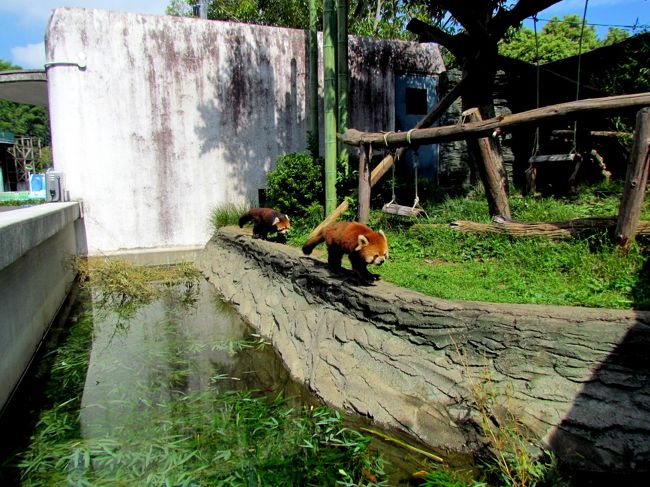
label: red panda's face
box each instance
[356,230,388,266]
[273,215,291,234]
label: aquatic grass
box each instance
[13,271,388,486]
[18,389,387,486]
[73,258,202,320]
[466,367,570,487]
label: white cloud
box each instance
[11,42,46,69]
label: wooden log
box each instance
[438,217,650,239]
[358,144,371,224]
[615,107,650,249]
[463,108,511,219]
[338,92,650,148]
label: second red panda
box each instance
[238,207,290,241]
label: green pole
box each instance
[323,0,337,214]
[337,0,349,175]
[309,0,319,157]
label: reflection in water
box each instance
[59,272,462,486]
[81,279,309,440]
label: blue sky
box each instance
[1,0,648,69]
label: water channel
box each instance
[1,270,459,486]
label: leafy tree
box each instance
[499,15,625,64]
[166,0,430,40]
[602,27,629,46]
[0,60,50,143]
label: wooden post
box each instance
[463,108,511,219]
[615,107,650,249]
[358,144,371,224]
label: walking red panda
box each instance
[238,207,290,241]
[302,221,388,281]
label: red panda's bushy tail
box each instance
[238,212,252,228]
[302,231,324,255]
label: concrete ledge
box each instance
[88,245,204,266]
[0,202,81,272]
[198,227,650,477]
[0,203,84,412]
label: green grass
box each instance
[286,184,650,310]
[210,202,251,232]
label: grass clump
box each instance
[468,367,570,487]
[73,258,202,319]
[210,202,250,232]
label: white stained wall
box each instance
[46,8,444,254]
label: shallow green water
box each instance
[1,275,449,486]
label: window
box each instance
[405,88,427,114]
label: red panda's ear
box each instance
[378,230,386,240]
[355,234,369,251]
[272,217,280,226]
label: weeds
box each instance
[210,202,250,232]
[73,258,202,320]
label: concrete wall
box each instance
[197,228,650,478]
[45,8,444,255]
[0,203,84,412]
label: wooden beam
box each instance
[339,92,650,148]
[358,144,371,224]
[463,108,511,219]
[615,107,650,249]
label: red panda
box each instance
[302,221,388,281]
[238,207,290,241]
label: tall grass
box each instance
[210,202,250,232]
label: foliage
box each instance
[0,60,50,143]
[166,0,431,40]
[587,33,650,95]
[266,151,324,218]
[73,258,202,319]
[9,270,387,487]
[35,146,52,173]
[0,199,46,207]
[499,15,603,64]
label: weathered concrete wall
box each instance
[0,203,84,412]
[45,8,443,255]
[197,228,650,476]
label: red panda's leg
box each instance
[349,253,379,281]
[326,245,344,270]
[252,222,268,239]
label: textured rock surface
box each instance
[197,227,650,474]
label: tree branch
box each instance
[406,18,467,58]
[490,0,562,39]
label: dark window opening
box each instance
[405,88,427,114]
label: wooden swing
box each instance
[382,130,426,217]
[525,8,589,193]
